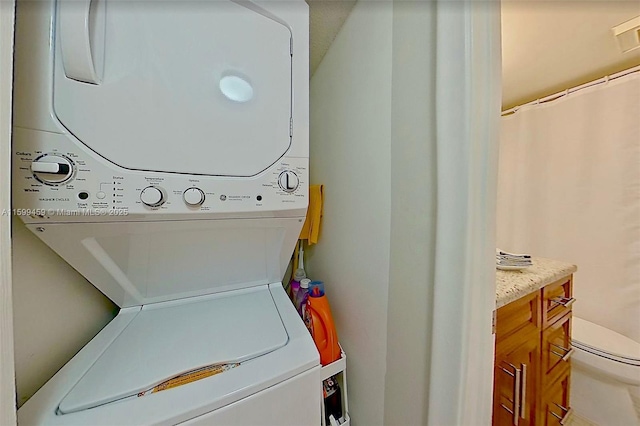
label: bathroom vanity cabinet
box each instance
[493,268,575,426]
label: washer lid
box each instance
[59,287,289,414]
[572,317,640,363]
[53,0,292,177]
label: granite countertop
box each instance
[496,256,577,309]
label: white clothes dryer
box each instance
[12,0,317,424]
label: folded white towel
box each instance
[497,261,532,267]
[496,256,532,263]
[496,249,531,259]
[496,254,532,267]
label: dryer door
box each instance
[53,0,292,177]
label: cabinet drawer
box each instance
[540,369,572,426]
[493,363,519,426]
[542,276,574,328]
[493,330,539,426]
[496,291,541,342]
[542,312,572,386]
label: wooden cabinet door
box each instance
[539,369,571,426]
[493,331,540,426]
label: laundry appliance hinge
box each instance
[290,37,293,56]
[289,117,293,137]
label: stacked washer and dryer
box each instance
[12,0,319,424]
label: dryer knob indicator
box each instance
[183,188,205,206]
[278,171,299,193]
[31,154,74,185]
[140,186,166,207]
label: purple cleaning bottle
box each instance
[295,278,311,318]
[290,268,305,303]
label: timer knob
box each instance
[140,186,166,207]
[31,154,74,185]
[183,188,205,206]
[278,170,299,193]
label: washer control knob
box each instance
[183,188,205,206]
[278,170,299,193]
[140,186,166,207]
[31,154,74,185]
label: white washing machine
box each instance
[12,0,318,424]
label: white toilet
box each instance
[571,316,640,426]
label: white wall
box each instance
[384,2,437,424]
[12,218,115,407]
[308,2,438,424]
[308,2,392,424]
[1,1,17,423]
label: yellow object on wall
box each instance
[299,184,324,245]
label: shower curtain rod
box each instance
[502,65,640,116]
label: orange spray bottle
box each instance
[304,281,341,366]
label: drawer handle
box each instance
[500,404,514,416]
[550,297,575,308]
[550,343,574,361]
[500,364,516,377]
[551,403,573,425]
[500,363,521,425]
[520,363,527,419]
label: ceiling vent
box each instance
[612,16,640,53]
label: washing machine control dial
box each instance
[183,188,205,206]
[140,186,166,207]
[31,154,74,185]
[278,170,299,193]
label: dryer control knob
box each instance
[278,170,299,193]
[31,154,74,185]
[183,188,205,206]
[140,186,166,207]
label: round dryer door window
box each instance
[53,0,292,177]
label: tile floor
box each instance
[634,392,640,419]
[567,391,640,426]
[567,413,599,426]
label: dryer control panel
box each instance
[13,127,308,222]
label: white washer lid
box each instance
[59,287,288,414]
[572,317,640,363]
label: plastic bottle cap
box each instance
[293,269,306,281]
[300,278,311,288]
[308,281,325,297]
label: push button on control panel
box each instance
[140,186,166,207]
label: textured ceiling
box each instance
[307,0,357,75]
[502,1,640,109]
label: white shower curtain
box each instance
[428,1,501,424]
[497,71,640,342]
